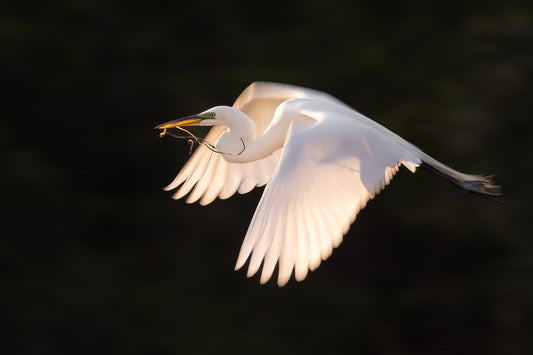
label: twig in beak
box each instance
[159,125,245,156]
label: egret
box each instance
[156,82,499,286]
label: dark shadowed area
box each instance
[3,1,532,354]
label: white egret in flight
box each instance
[156,82,499,286]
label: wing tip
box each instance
[294,270,308,282]
[260,269,274,284]
[234,255,248,271]
[277,277,290,287]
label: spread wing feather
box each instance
[235,102,422,286]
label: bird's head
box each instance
[155,106,240,130]
[156,106,256,160]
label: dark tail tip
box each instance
[419,163,502,202]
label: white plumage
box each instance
[157,82,498,286]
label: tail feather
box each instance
[418,160,501,199]
[365,114,501,199]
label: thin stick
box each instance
[159,126,245,156]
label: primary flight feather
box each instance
[157,82,499,286]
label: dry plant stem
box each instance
[159,125,245,156]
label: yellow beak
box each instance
[155,115,203,130]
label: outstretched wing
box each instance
[233,82,351,132]
[165,82,348,205]
[234,99,422,286]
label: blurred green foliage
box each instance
[3,0,532,354]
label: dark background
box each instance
[3,0,532,354]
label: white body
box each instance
[161,82,496,286]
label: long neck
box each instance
[220,109,294,164]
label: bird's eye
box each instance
[210,112,216,118]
